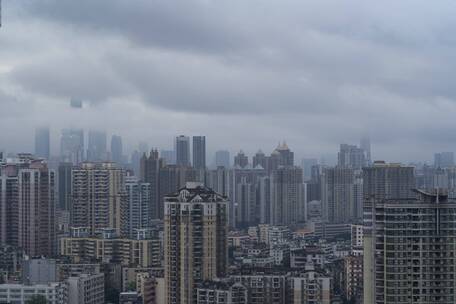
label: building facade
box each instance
[164,183,228,304]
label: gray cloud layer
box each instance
[1,0,456,162]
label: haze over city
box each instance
[2,1,456,162]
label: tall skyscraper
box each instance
[192,136,206,169]
[0,154,56,257]
[140,150,165,220]
[270,167,306,225]
[362,161,416,304]
[160,149,175,165]
[215,150,230,168]
[321,167,359,224]
[158,165,199,220]
[253,150,267,170]
[58,162,72,211]
[87,130,107,161]
[164,182,228,304]
[70,162,127,236]
[272,142,294,167]
[35,126,50,159]
[338,144,366,169]
[234,151,248,168]
[125,176,151,238]
[434,151,454,168]
[364,189,456,304]
[60,128,84,165]
[362,161,416,200]
[111,135,123,164]
[175,135,190,167]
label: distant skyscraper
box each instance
[158,165,199,219]
[253,150,267,169]
[160,149,175,165]
[111,135,123,164]
[58,162,72,211]
[360,136,371,165]
[234,151,248,168]
[215,150,230,168]
[0,155,56,257]
[434,152,454,168]
[362,161,416,200]
[364,190,456,304]
[338,144,366,169]
[87,130,107,161]
[301,158,318,180]
[70,162,127,236]
[60,128,84,165]
[130,150,141,176]
[175,135,190,166]
[125,176,151,238]
[321,167,359,223]
[272,142,294,167]
[271,167,306,225]
[140,150,165,219]
[164,183,228,304]
[192,136,206,169]
[35,126,50,159]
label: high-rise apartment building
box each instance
[215,150,230,168]
[58,162,72,211]
[270,167,306,226]
[338,144,365,169]
[35,126,50,159]
[434,151,454,168]
[234,151,248,168]
[321,167,358,224]
[193,136,206,169]
[0,154,56,257]
[164,183,228,304]
[111,135,123,164]
[272,142,294,167]
[175,135,191,167]
[253,150,267,170]
[363,161,416,304]
[125,176,151,238]
[364,190,456,304]
[67,273,105,304]
[362,161,415,200]
[61,128,84,165]
[87,130,107,161]
[161,149,176,165]
[159,165,199,220]
[70,162,127,236]
[140,150,165,220]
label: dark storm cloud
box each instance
[2,0,456,161]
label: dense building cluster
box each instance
[1,129,456,303]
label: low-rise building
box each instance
[60,228,160,267]
[67,273,104,304]
[0,282,66,304]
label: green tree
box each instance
[26,294,47,304]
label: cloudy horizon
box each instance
[2,0,456,164]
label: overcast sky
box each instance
[1,0,456,164]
